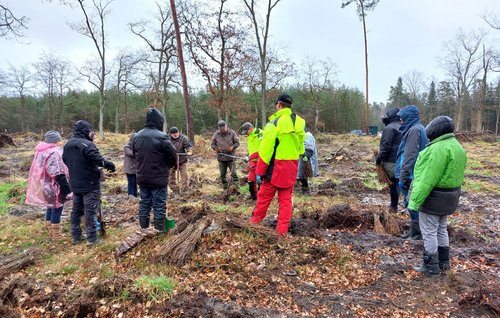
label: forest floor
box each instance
[0,132,498,318]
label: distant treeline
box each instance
[0,86,369,135]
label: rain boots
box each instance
[139,217,150,230]
[45,221,52,240]
[400,220,422,240]
[51,223,62,241]
[248,182,257,200]
[438,246,450,272]
[154,218,166,232]
[413,251,440,276]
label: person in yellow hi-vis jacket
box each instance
[250,93,306,236]
[239,122,263,200]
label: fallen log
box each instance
[155,217,211,266]
[172,206,209,235]
[0,248,41,280]
[225,215,279,242]
[114,228,159,260]
[0,133,17,148]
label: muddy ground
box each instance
[0,132,498,317]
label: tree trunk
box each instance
[360,0,369,134]
[170,0,195,145]
[260,64,267,126]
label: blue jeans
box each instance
[138,186,167,222]
[45,206,63,224]
[71,188,100,243]
[126,174,137,197]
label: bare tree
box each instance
[183,0,249,122]
[0,5,29,39]
[342,0,379,133]
[298,57,338,131]
[474,45,496,133]
[440,29,485,131]
[64,0,113,138]
[5,64,32,131]
[242,0,281,125]
[170,0,194,143]
[130,2,180,132]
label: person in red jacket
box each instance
[250,94,306,236]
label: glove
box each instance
[244,156,249,163]
[256,175,262,185]
[187,151,193,156]
[375,158,382,165]
[66,193,73,200]
[104,160,116,172]
[302,156,309,162]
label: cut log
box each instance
[225,215,279,242]
[114,228,159,260]
[0,248,41,280]
[155,217,211,266]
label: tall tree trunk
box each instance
[170,0,194,144]
[360,0,369,134]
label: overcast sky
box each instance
[1,0,499,103]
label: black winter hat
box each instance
[238,122,253,135]
[277,93,293,105]
[169,127,179,134]
[425,116,455,141]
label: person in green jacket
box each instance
[409,116,467,276]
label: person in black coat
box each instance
[376,108,402,212]
[132,108,177,231]
[63,120,116,245]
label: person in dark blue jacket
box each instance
[376,108,402,213]
[133,108,177,232]
[395,105,429,240]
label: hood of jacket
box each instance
[73,120,94,141]
[425,116,455,141]
[34,142,59,153]
[145,108,164,130]
[397,105,421,134]
[382,107,400,125]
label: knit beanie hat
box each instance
[44,130,62,143]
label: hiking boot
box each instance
[413,252,440,276]
[154,218,166,232]
[139,217,150,229]
[400,220,421,240]
[72,237,85,245]
[438,246,450,272]
[388,206,398,213]
[248,182,257,200]
[86,238,102,247]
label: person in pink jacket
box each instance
[26,130,72,241]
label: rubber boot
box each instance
[407,221,422,240]
[248,182,257,200]
[438,246,450,272]
[139,217,150,230]
[413,252,440,276]
[51,223,62,241]
[154,218,166,232]
[301,186,311,196]
[45,221,52,240]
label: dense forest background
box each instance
[0,1,499,136]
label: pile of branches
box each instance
[0,248,41,280]
[155,217,211,266]
[225,214,279,242]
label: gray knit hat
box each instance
[44,130,62,143]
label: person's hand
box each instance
[215,147,222,153]
[375,158,382,165]
[104,161,116,173]
[187,151,193,156]
[66,193,73,200]
[399,179,411,191]
[228,146,233,152]
[302,156,309,162]
[256,175,262,185]
[244,156,249,163]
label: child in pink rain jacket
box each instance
[26,130,72,241]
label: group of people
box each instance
[25,93,466,277]
[376,105,466,276]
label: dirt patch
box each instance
[156,292,297,318]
